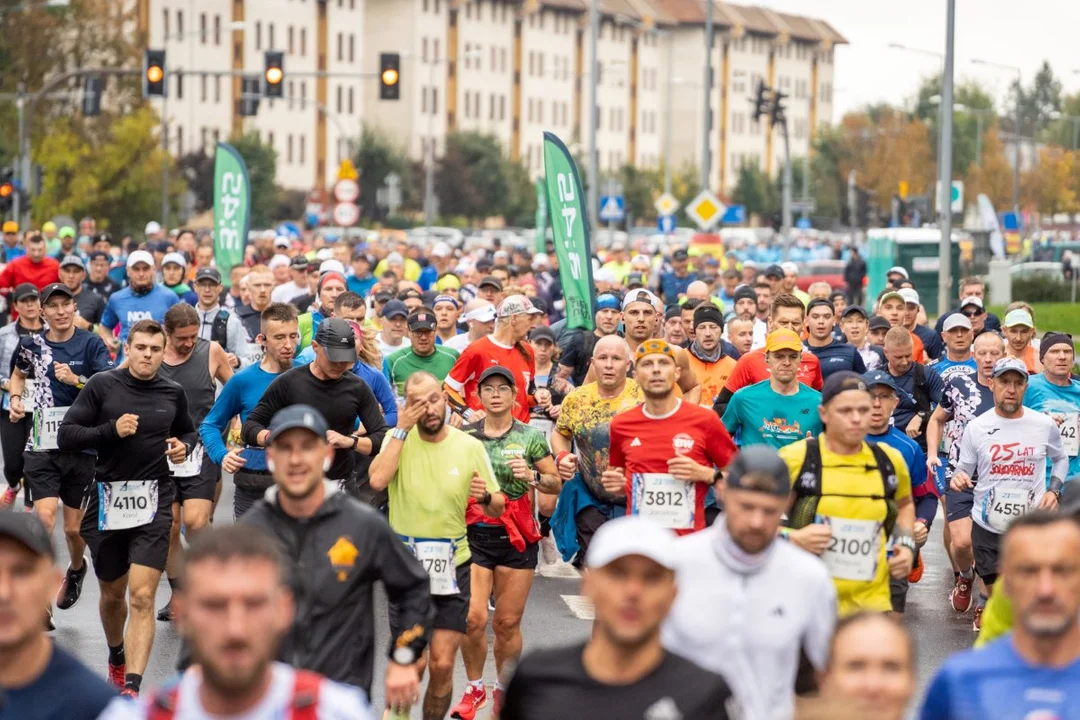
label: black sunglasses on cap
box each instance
[962,308,985,318]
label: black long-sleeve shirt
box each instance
[58,367,198,485]
[242,365,388,482]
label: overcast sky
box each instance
[753,0,1080,121]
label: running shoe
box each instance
[973,605,984,632]
[156,599,174,622]
[492,687,506,718]
[0,485,17,510]
[950,574,974,612]
[120,687,139,699]
[56,562,87,610]
[539,535,560,566]
[108,662,126,689]
[908,553,925,584]
[450,685,488,720]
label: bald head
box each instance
[685,281,711,301]
[592,334,633,391]
[593,333,632,361]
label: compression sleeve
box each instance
[356,381,388,456]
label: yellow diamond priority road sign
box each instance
[654,192,679,217]
[686,191,725,231]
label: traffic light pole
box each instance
[937,0,956,317]
[161,90,169,227]
[781,123,792,260]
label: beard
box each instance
[196,640,274,695]
[418,415,445,437]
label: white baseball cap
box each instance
[887,266,909,279]
[464,304,497,323]
[268,254,291,270]
[586,516,676,570]
[898,288,920,306]
[162,251,187,268]
[274,235,291,249]
[144,221,162,236]
[126,250,155,268]
[780,261,799,275]
[431,242,451,258]
[319,259,346,276]
[942,313,972,332]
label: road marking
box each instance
[561,594,595,620]
[538,562,581,579]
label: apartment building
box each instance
[136,0,844,197]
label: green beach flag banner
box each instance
[542,132,594,331]
[534,177,547,254]
[213,142,251,288]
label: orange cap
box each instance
[765,329,803,354]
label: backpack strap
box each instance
[290,669,322,720]
[794,437,823,498]
[866,441,899,499]
[211,309,230,349]
[910,362,931,413]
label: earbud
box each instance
[267,458,276,474]
[323,457,332,473]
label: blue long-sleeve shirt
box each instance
[199,363,283,471]
[292,350,398,427]
[869,426,935,525]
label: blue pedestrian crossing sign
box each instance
[658,214,677,234]
[599,195,625,222]
[721,205,746,225]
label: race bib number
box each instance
[817,516,881,582]
[1056,413,1079,458]
[20,379,37,412]
[631,473,694,530]
[97,481,158,531]
[983,485,1033,533]
[168,443,204,477]
[409,539,458,596]
[31,405,69,451]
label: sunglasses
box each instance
[962,309,985,318]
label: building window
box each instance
[267,131,274,149]
[176,9,183,36]
[268,23,275,49]
[349,35,355,63]
[499,95,505,120]
[200,74,207,102]
[464,92,471,118]
[491,46,496,71]
[176,73,184,99]
[288,26,294,54]
[423,38,428,62]
[490,94,495,120]
[287,135,293,163]
[337,33,342,61]
[300,81,306,103]
[163,8,169,39]
[300,136,306,164]
[422,87,427,114]
[289,81,295,110]
[199,13,206,43]
[423,0,428,11]
[176,125,183,156]
[432,88,438,115]
[348,86,354,114]
[433,39,439,62]
[214,15,221,45]
[214,76,221,103]
[336,85,342,113]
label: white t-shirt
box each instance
[443,332,475,353]
[97,663,372,720]
[271,281,307,304]
[957,407,1069,534]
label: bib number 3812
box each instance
[817,515,881,582]
[632,473,694,529]
[97,481,158,531]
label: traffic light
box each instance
[379,53,401,101]
[239,75,261,117]
[0,168,13,214]
[264,51,284,98]
[750,80,769,122]
[770,90,787,127]
[82,75,103,117]
[143,49,166,97]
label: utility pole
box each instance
[587,0,599,232]
[14,83,25,226]
[664,32,673,196]
[160,91,169,227]
[937,0,956,318]
[701,0,713,191]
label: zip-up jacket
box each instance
[242,482,433,694]
[803,337,867,381]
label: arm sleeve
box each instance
[87,335,114,374]
[382,357,393,388]
[367,370,398,428]
[356,381,389,455]
[57,376,116,450]
[200,377,241,465]
[372,516,435,659]
[0,332,15,384]
[101,297,118,331]
[170,389,199,449]
[712,386,735,418]
[241,375,287,446]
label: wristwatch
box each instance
[392,646,417,665]
[391,427,409,442]
[892,534,917,556]
[350,435,359,450]
[480,491,492,506]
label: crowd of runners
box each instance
[0,219,1079,719]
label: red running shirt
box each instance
[723,347,823,393]
[445,336,536,423]
[609,400,736,534]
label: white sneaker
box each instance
[540,535,560,566]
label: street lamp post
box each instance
[702,0,713,191]
[938,0,957,318]
[972,58,1021,214]
[587,0,599,233]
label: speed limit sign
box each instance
[332,202,360,226]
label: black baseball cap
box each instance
[664,305,682,321]
[373,290,394,304]
[408,309,437,331]
[763,264,784,279]
[194,267,222,285]
[841,305,868,319]
[398,288,422,302]
[267,404,329,444]
[478,275,503,291]
[0,513,54,559]
[821,371,869,404]
[529,325,556,344]
[88,250,110,262]
[289,255,310,270]
[733,284,757,305]
[868,315,891,331]
[725,445,792,498]
[626,272,646,288]
[479,366,516,387]
[381,299,409,320]
[806,298,835,315]
[313,317,358,363]
[13,283,40,302]
[40,283,75,304]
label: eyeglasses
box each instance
[480,384,514,396]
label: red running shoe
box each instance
[450,684,488,720]
[492,687,506,718]
[950,574,974,612]
[108,662,125,689]
[120,687,139,699]
[908,553,925,584]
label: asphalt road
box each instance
[23,480,973,718]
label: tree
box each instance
[1045,91,1080,150]
[436,132,508,221]
[617,164,661,224]
[177,151,215,214]
[732,162,772,217]
[227,132,278,228]
[355,125,414,223]
[913,74,996,178]
[32,107,184,234]
[1021,147,1077,213]
[1010,61,1062,135]
[966,126,1015,211]
[502,160,536,227]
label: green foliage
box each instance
[177,151,215,214]
[1004,276,1073,304]
[616,164,661,225]
[273,189,308,222]
[227,132,278,229]
[355,125,414,222]
[732,162,773,217]
[32,107,184,235]
[435,132,515,222]
[913,74,996,177]
[1044,92,1080,149]
[1010,61,1063,133]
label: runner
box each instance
[375,299,412,358]
[97,526,373,720]
[804,298,866,379]
[882,327,944,454]
[155,304,234,622]
[724,315,755,356]
[927,331,1004,620]
[270,255,310,303]
[951,357,1068,629]
[659,248,696,304]
[446,295,542,425]
[662,305,687,346]
[234,265,275,347]
[385,309,460,398]
[684,303,737,406]
[840,305,884,371]
[899,288,944,361]
[781,371,916,615]
[57,255,106,332]
[550,336,643,564]
[502,517,734,719]
[0,514,117,720]
[85,250,122,300]
[432,295,462,346]
[160,252,190,297]
[369,372,504,720]
[57,319,198,697]
[199,304,299,519]
[99,250,180,357]
[868,314,891,347]
[455,367,560,718]
[1023,332,1080,486]
[1001,304,1041,373]
[662,446,836,719]
[920,512,1080,719]
[876,290,926,363]
[242,405,431,706]
[444,300,496,353]
[8,283,113,615]
[721,329,823,448]
[243,318,389,497]
[556,294,621,387]
[0,231,59,295]
[189,267,248,368]
[603,339,736,534]
[607,289,701,402]
[934,276,1002,334]
[927,313,977,384]
[0,284,45,509]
